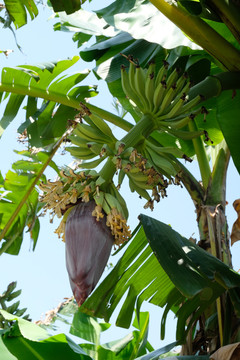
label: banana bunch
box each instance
[121,56,206,136]
[65,113,116,169]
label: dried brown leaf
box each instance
[211,342,240,360]
[231,199,240,246]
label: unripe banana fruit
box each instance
[120,55,205,133]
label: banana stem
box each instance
[149,0,240,71]
[187,120,211,189]
[188,72,240,101]
[98,157,116,187]
[97,114,156,188]
[173,159,204,205]
[206,208,224,347]
[121,113,156,148]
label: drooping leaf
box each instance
[96,0,201,50]
[70,308,103,344]
[0,310,49,341]
[139,214,240,293]
[0,57,97,138]
[56,9,119,38]
[216,90,240,175]
[0,150,59,255]
[4,0,38,29]
[81,216,240,342]
[81,226,176,329]
[2,332,92,360]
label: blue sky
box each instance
[0,1,240,349]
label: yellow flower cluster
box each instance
[106,208,131,246]
[40,170,131,246]
[39,170,88,219]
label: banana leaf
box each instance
[81,215,240,342]
[0,57,97,138]
[4,0,38,29]
[0,150,59,255]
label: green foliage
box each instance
[0,149,59,254]
[3,0,38,29]
[1,299,175,360]
[0,282,30,328]
[0,57,97,139]
[81,216,240,343]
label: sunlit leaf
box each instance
[0,150,58,254]
[0,57,97,138]
[4,0,38,29]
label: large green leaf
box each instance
[55,9,119,38]
[0,57,97,137]
[4,0,38,29]
[2,333,92,360]
[215,90,240,175]
[70,310,106,344]
[0,310,49,341]
[81,226,177,329]
[96,0,201,50]
[0,150,59,255]
[81,216,240,341]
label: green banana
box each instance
[145,61,156,112]
[128,177,151,200]
[65,146,95,160]
[134,66,149,112]
[174,72,189,95]
[121,65,143,110]
[104,192,125,217]
[164,81,191,116]
[68,134,89,148]
[128,60,140,100]
[161,97,186,120]
[146,148,177,177]
[166,127,205,140]
[86,142,103,155]
[77,123,112,143]
[157,85,177,115]
[165,67,179,91]
[166,115,193,130]
[89,112,115,140]
[154,60,169,87]
[109,183,129,219]
[177,94,203,116]
[94,190,105,207]
[153,80,167,113]
[118,169,126,187]
[102,198,111,215]
[128,170,149,184]
[77,156,106,169]
[146,142,187,158]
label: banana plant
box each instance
[0,0,240,358]
[51,0,240,356]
